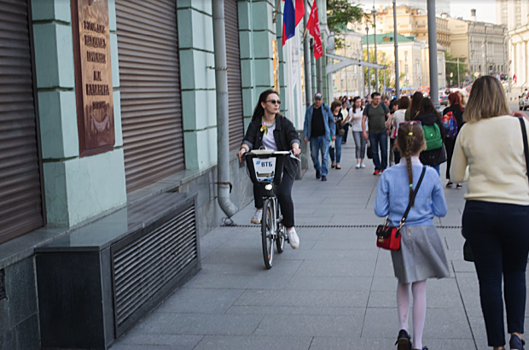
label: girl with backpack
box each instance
[414,98,446,175]
[442,93,464,189]
[375,122,450,350]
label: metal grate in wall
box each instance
[111,205,197,335]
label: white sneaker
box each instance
[251,209,262,224]
[360,163,366,168]
[287,228,300,249]
[355,163,361,169]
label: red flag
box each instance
[306,1,323,59]
[295,0,305,26]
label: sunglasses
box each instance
[266,99,281,105]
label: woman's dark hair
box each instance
[448,92,463,112]
[352,97,363,113]
[409,91,424,119]
[330,101,341,113]
[396,122,425,206]
[419,98,442,122]
[398,96,410,110]
[252,89,281,121]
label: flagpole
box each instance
[301,0,312,43]
[303,0,312,106]
[273,0,281,23]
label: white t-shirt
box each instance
[349,108,367,132]
[392,109,406,137]
[261,123,278,151]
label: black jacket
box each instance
[415,112,447,166]
[242,115,301,179]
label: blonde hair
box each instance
[464,76,510,122]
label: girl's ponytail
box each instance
[405,124,415,205]
[396,122,425,207]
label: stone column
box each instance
[177,2,217,170]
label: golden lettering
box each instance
[84,35,106,49]
[86,84,109,96]
[86,51,106,64]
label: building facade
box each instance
[352,5,450,52]
[447,16,508,79]
[496,0,529,31]
[332,31,364,98]
[362,33,446,92]
[497,0,529,93]
[0,0,322,348]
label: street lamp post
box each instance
[366,24,371,96]
[393,0,400,99]
[373,8,378,93]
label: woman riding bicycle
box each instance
[237,89,301,249]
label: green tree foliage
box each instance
[327,0,363,48]
[445,51,469,87]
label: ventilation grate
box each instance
[221,224,462,229]
[111,206,197,334]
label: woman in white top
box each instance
[349,97,366,168]
[391,96,410,164]
[450,76,529,350]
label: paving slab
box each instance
[113,145,522,350]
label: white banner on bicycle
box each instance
[252,157,276,182]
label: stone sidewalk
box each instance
[112,143,525,350]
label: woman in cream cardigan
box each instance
[450,76,529,350]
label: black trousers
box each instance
[254,173,295,228]
[445,137,456,180]
[463,200,529,347]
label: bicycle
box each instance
[244,150,296,269]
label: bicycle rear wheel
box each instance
[261,198,275,269]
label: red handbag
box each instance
[376,167,426,251]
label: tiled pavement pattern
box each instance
[112,144,529,350]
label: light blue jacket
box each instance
[303,103,336,141]
[374,158,448,227]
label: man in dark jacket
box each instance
[303,93,336,181]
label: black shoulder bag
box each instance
[520,117,529,181]
[376,167,427,251]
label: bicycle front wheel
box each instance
[261,198,275,269]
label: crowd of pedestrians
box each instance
[239,78,529,350]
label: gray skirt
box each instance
[391,225,450,284]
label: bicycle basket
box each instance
[244,151,288,185]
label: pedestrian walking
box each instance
[414,98,447,175]
[341,97,350,144]
[375,121,450,350]
[350,97,366,169]
[442,93,464,189]
[303,92,336,182]
[405,92,423,121]
[390,96,410,164]
[451,75,529,350]
[237,89,301,248]
[362,92,391,175]
[329,101,347,169]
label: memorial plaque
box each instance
[72,0,114,156]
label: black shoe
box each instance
[321,176,327,182]
[316,170,321,179]
[446,181,453,188]
[412,348,428,350]
[510,334,525,350]
[395,329,412,350]
[456,184,463,190]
